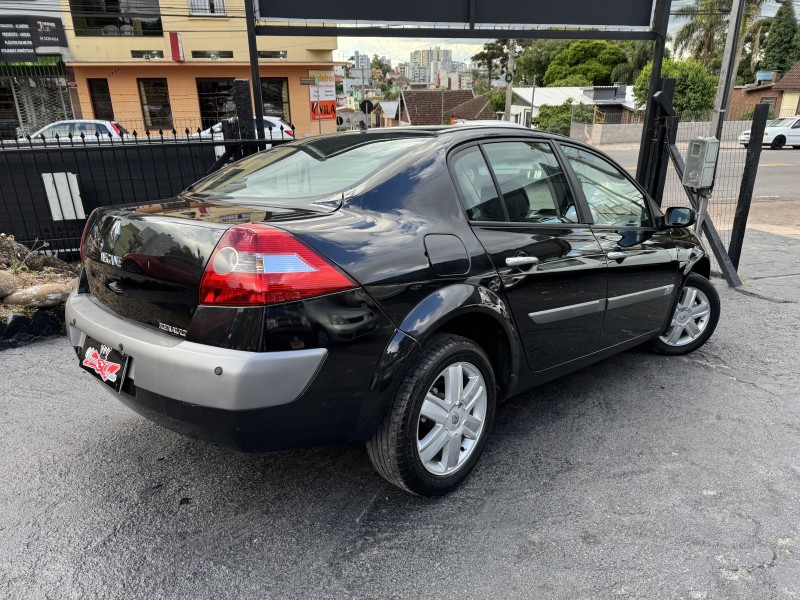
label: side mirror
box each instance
[663,206,696,228]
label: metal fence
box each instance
[0,129,292,258]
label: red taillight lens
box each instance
[199,224,355,306]
[285,129,293,137]
[110,122,121,135]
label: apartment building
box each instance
[62,0,339,136]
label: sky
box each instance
[335,0,790,67]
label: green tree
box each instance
[634,59,717,114]
[471,40,507,79]
[673,0,766,74]
[548,74,592,87]
[762,1,799,73]
[484,87,506,114]
[610,40,660,84]
[542,41,625,86]
[532,99,594,136]
[514,40,571,85]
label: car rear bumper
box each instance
[65,292,327,412]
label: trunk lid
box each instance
[82,197,333,333]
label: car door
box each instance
[560,144,680,348]
[788,118,800,146]
[451,140,608,372]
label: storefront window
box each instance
[88,78,114,120]
[260,78,290,123]
[196,78,234,130]
[138,78,172,129]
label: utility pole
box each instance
[710,0,746,140]
[244,0,265,140]
[698,0,746,233]
[503,39,515,122]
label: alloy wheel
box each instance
[660,286,711,347]
[416,361,487,476]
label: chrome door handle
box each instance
[505,256,540,267]
[607,251,627,261]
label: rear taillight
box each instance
[110,122,121,135]
[285,129,293,137]
[199,224,355,306]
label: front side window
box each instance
[482,141,577,223]
[451,147,504,221]
[138,78,173,129]
[562,146,652,228]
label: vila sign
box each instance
[308,70,336,121]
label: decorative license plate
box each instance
[80,337,129,392]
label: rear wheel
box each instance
[650,273,720,356]
[366,334,496,496]
[771,136,786,150]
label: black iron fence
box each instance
[0,128,292,258]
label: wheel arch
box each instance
[688,255,711,280]
[397,283,521,402]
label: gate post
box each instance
[728,102,769,270]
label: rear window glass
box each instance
[190,135,430,201]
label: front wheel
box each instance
[650,273,720,356]
[366,334,496,496]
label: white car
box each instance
[202,116,294,141]
[738,116,800,150]
[29,119,128,141]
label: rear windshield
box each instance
[189,134,430,201]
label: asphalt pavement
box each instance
[2,275,800,599]
[603,146,800,204]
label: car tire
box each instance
[650,273,720,356]
[770,136,786,150]
[366,333,497,496]
[793,146,800,149]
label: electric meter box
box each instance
[682,137,720,188]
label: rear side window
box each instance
[190,135,430,201]
[451,147,504,221]
[482,141,577,223]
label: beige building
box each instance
[61,0,339,136]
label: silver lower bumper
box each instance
[65,293,327,411]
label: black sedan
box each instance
[66,126,719,496]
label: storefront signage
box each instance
[0,16,67,63]
[308,70,336,121]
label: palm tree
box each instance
[673,0,767,72]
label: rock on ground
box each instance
[3,280,78,308]
[0,270,20,299]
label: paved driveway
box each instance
[1,282,799,599]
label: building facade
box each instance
[1,1,74,137]
[62,0,339,136]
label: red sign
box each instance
[169,31,184,62]
[310,100,336,121]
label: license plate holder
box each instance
[79,337,130,393]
